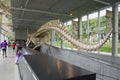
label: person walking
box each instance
[1,40,8,58]
[15,46,22,64]
[8,41,11,47]
[11,42,16,50]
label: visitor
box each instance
[8,42,11,47]
[11,42,16,50]
[1,40,8,58]
[15,46,22,64]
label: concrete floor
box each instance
[0,47,19,80]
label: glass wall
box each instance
[118,4,120,54]
[49,4,120,55]
[99,7,112,55]
[89,12,98,45]
[0,29,9,44]
[82,15,87,43]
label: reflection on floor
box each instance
[0,47,19,80]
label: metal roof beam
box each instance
[11,7,76,18]
[93,0,110,5]
[20,0,30,18]
[13,18,44,22]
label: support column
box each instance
[60,22,65,48]
[66,22,69,49]
[71,20,74,50]
[61,39,63,48]
[86,14,89,43]
[50,31,53,45]
[53,31,55,46]
[3,34,5,41]
[26,27,28,46]
[97,10,101,53]
[112,3,118,56]
[98,10,101,42]
[78,17,82,41]
[27,27,28,36]
[0,25,2,43]
[63,22,66,48]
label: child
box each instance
[12,42,16,50]
[15,46,22,64]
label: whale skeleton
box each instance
[28,19,112,51]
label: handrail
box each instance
[45,44,120,80]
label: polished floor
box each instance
[0,47,19,80]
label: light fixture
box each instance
[20,6,23,8]
[93,0,110,5]
[70,13,72,16]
